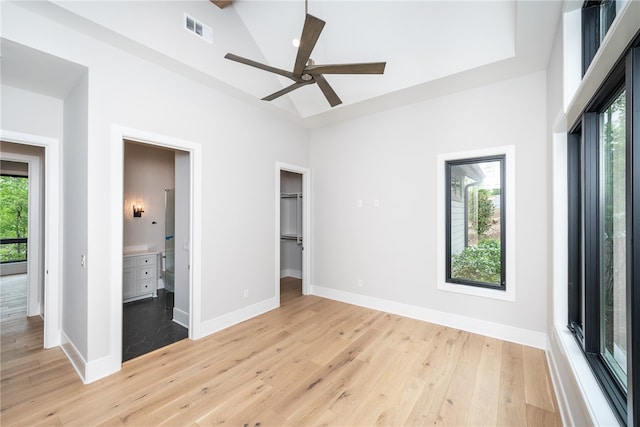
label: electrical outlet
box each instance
[357,279,363,288]
[243,289,249,298]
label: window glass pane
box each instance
[0,176,29,263]
[599,0,616,44]
[599,90,627,389]
[448,159,503,287]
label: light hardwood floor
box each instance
[1,277,562,426]
[0,273,27,320]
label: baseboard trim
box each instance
[173,307,189,328]
[310,285,548,350]
[280,269,302,279]
[60,331,86,383]
[196,297,278,339]
[61,331,120,384]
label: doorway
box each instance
[121,140,191,361]
[0,131,61,349]
[276,163,310,305]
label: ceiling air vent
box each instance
[184,13,213,44]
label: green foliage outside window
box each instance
[0,176,28,262]
[451,239,501,285]
[469,188,495,238]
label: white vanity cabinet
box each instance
[123,251,158,303]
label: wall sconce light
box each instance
[133,204,144,218]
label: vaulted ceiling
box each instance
[1,1,563,127]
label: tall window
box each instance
[582,0,617,75]
[567,41,639,426]
[445,156,505,290]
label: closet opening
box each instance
[280,170,303,303]
[276,163,310,305]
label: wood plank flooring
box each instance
[1,273,27,320]
[1,277,562,426]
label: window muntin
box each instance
[446,156,505,289]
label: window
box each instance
[437,146,514,301]
[0,175,28,263]
[582,1,617,75]
[445,156,505,289]
[567,40,639,426]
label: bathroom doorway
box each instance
[122,141,190,361]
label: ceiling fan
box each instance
[224,13,386,107]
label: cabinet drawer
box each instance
[136,255,156,267]
[138,279,155,294]
[123,257,136,269]
[137,266,155,280]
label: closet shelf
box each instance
[281,192,303,198]
[281,234,302,242]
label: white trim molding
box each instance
[61,330,86,383]
[198,297,278,339]
[436,145,516,302]
[1,129,61,349]
[173,307,189,329]
[310,284,547,350]
[110,125,203,371]
[275,162,311,305]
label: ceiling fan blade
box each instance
[306,62,387,75]
[225,53,296,80]
[313,74,342,107]
[293,14,325,77]
[262,81,311,102]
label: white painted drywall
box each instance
[2,1,309,374]
[62,72,89,359]
[1,85,63,140]
[310,70,549,336]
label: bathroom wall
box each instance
[123,141,175,254]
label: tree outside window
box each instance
[0,175,29,263]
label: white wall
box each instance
[62,71,89,360]
[310,70,549,343]
[1,85,63,140]
[123,142,175,254]
[2,1,309,378]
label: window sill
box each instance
[437,280,514,301]
[551,324,620,426]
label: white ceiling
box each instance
[232,1,519,118]
[0,1,563,127]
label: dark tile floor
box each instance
[122,289,188,362]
